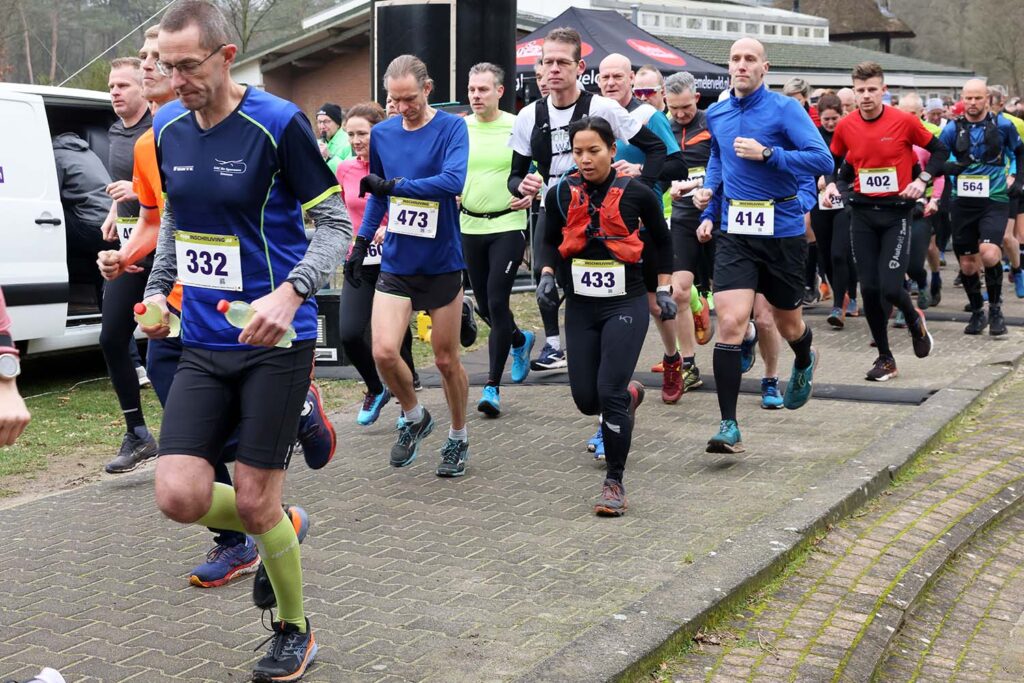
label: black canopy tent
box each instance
[514,8,729,105]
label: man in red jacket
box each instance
[0,287,31,446]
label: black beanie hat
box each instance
[317,103,343,126]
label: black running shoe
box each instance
[460,297,478,348]
[989,306,1007,336]
[865,355,898,382]
[390,408,434,467]
[909,308,933,358]
[104,429,158,474]
[953,272,963,288]
[964,309,989,335]
[251,617,317,683]
[436,438,469,477]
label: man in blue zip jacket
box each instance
[693,38,833,454]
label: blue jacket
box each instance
[701,86,834,237]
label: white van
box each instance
[0,83,122,356]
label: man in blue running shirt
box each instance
[693,38,833,454]
[137,2,350,680]
[344,55,472,478]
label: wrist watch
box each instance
[918,171,933,184]
[287,278,313,301]
[656,285,673,294]
[762,147,774,161]
[0,353,20,380]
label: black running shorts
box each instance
[158,340,315,469]
[951,200,1010,257]
[713,231,807,310]
[670,209,712,274]
[376,270,463,312]
[1008,195,1021,219]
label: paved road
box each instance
[0,279,1021,682]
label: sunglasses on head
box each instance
[632,86,662,98]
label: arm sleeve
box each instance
[922,135,950,178]
[286,193,351,297]
[278,113,342,210]
[0,286,13,349]
[508,151,534,197]
[797,175,818,213]
[659,152,688,184]
[700,135,723,223]
[633,183,673,276]
[626,125,666,188]
[769,100,835,177]
[391,118,469,199]
[143,198,179,300]
[539,183,567,271]
[358,137,388,240]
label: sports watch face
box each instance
[0,354,19,379]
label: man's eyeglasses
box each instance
[632,86,663,99]
[156,44,226,77]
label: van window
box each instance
[0,99,54,201]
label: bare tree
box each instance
[48,5,58,83]
[219,0,283,53]
[16,0,32,83]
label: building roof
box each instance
[771,0,914,40]
[661,35,971,75]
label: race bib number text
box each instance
[388,197,439,238]
[727,200,775,236]
[859,167,898,194]
[571,259,626,297]
[174,230,243,291]
[116,217,136,246]
[363,240,383,266]
[957,175,990,198]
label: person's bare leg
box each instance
[753,294,780,378]
[372,293,417,411]
[673,271,697,360]
[427,292,469,431]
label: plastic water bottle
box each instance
[216,300,296,348]
[23,668,67,683]
[134,302,181,337]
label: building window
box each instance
[797,26,810,37]
[642,13,660,27]
[780,25,794,36]
[745,23,760,34]
[686,17,702,30]
[726,21,740,33]
[813,28,825,39]
[763,24,777,35]
[666,15,682,28]
[707,19,722,31]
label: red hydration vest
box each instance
[558,174,644,264]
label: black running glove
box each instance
[358,174,398,198]
[343,236,370,286]
[656,289,677,321]
[536,272,559,311]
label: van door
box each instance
[0,89,69,341]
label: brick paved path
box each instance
[660,366,1024,683]
[0,284,1022,682]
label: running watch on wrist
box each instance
[761,147,773,162]
[917,171,933,184]
[287,277,313,301]
[0,353,20,380]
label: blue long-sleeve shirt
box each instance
[359,110,468,275]
[701,86,834,237]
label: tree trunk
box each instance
[49,7,59,83]
[16,0,33,83]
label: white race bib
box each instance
[818,191,844,211]
[685,166,706,197]
[116,217,136,246]
[727,200,775,236]
[388,197,439,238]
[571,259,626,297]
[363,240,383,266]
[859,167,898,195]
[957,175,990,198]
[175,230,243,291]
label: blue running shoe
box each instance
[587,426,605,460]
[477,385,501,417]
[509,330,535,383]
[783,347,818,410]
[761,377,784,409]
[357,387,392,427]
[298,383,336,469]
[707,419,743,454]
[531,343,567,371]
[739,321,758,374]
[893,310,906,328]
[190,536,260,588]
[1014,270,1024,298]
[436,438,469,477]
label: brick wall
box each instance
[263,49,374,122]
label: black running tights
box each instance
[462,230,527,385]
[532,210,561,338]
[850,205,920,357]
[565,294,649,483]
[100,270,149,431]
[340,267,415,395]
[812,207,858,308]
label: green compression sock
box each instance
[196,482,246,533]
[255,514,305,631]
[690,285,703,314]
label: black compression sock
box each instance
[712,343,742,422]
[788,326,814,370]
[125,410,146,432]
[511,328,526,348]
[664,351,680,364]
[806,244,818,288]
[683,355,696,368]
[985,264,1003,306]
[962,272,984,311]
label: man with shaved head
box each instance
[939,78,1024,335]
[837,87,856,115]
[691,37,834,453]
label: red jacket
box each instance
[558,174,644,264]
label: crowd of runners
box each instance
[2,0,1023,680]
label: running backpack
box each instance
[952,114,1003,166]
[558,173,643,264]
[529,90,594,182]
